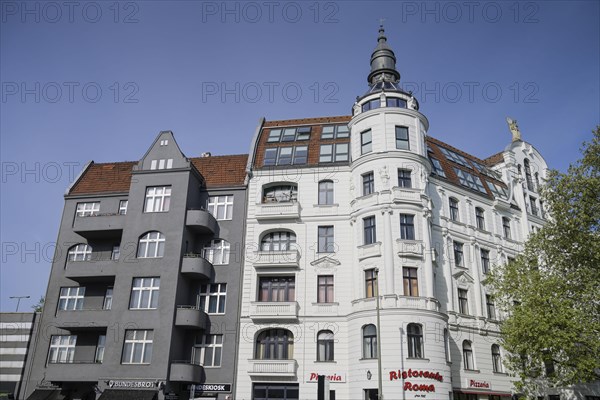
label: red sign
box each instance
[468,379,491,389]
[389,369,444,394]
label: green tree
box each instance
[487,127,600,397]
[31,296,44,312]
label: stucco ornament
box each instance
[379,165,390,188]
[408,95,418,110]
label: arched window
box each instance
[449,197,459,221]
[407,323,423,358]
[362,324,377,359]
[203,239,230,265]
[263,183,297,203]
[318,180,334,205]
[492,344,502,372]
[255,329,294,360]
[463,340,474,370]
[68,244,92,261]
[261,231,296,251]
[137,232,165,258]
[317,330,334,361]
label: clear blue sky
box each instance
[1,1,599,311]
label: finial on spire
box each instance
[367,23,400,85]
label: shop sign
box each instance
[467,379,492,389]
[108,380,158,389]
[191,384,232,393]
[306,373,346,383]
[389,368,445,393]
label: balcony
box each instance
[391,187,422,205]
[46,361,104,381]
[65,260,117,281]
[255,202,300,220]
[72,214,124,239]
[357,242,381,261]
[181,255,213,279]
[249,301,299,321]
[396,239,424,258]
[175,306,208,330]
[253,250,300,268]
[396,296,441,312]
[170,361,204,383]
[247,359,298,378]
[351,295,440,313]
[186,209,218,235]
[55,309,110,329]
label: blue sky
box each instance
[1,1,599,311]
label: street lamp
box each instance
[374,268,383,400]
[9,295,30,312]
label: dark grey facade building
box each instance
[19,132,248,400]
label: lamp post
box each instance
[9,296,30,312]
[374,268,383,400]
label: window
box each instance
[453,241,464,267]
[48,335,76,364]
[111,245,120,261]
[321,124,349,139]
[208,195,234,220]
[502,217,511,239]
[475,207,485,230]
[255,329,294,360]
[58,287,85,311]
[386,97,407,108]
[524,159,534,191]
[95,335,106,363]
[492,345,502,372]
[365,269,378,298]
[130,277,160,310]
[403,267,419,297]
[317,275,334,303]
[319,143,349,163]
[486,295,496,320]
[361,99,380,112]
[362,324,377,359]
[137,231,165,258]
[68,244,92,261]
[364,389,378,400]
[203,239,230,265]
[198,283,227,314]
[318,226,334,253]
[318,180,334,205]
[429,157,446,177]
[263,148,278,165]
[262,146,308,166]
[363,216,376,245]
[193,334,223,367]
[267,126,311,142]
[118,200,128,215]
[362,172,374,195]
[458,289,469,314]
[395,126,410,150]
[150,159,173,170]
[400,214,415,240]
[462,340,474,370]
[317,330,334,361]
[263,184,297,203]
[76,202,99,217]
[444,329,451,362]
[144,186,171,212]
[449,197,459,221]
[261,231,296,251]
[530,196,539,216]
[122,330,153,364]
[398,169,412,188]
[103,287,113,310]
[253,384,299,400]
[258,276,295,302]
[407,323,423,358]
[481,249,490,274]
[489,181,508,199]
[361,129,372,154]
[454,168,487,194]
[439,147,471,168]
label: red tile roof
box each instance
[484,151,505,166]
[69,161,136,195]
[190,154,248,187]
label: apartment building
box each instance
[1,312,39,398]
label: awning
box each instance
[454,389,512,397]
[97,390,157,400]
[26,390,60,400]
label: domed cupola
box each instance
[367,25,401,87]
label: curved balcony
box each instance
[247,359,298,378]
[181,255,213,279]
[186,209,218,235]
[255,202,300,220]
[357,242,381,261]
[175,306,208,330]
[249,301,299,321]
[170,361,204,383]
[253,250,300,268]
[396,239,424,258]
[73,214,124,239]
[352,295,440,313]
[391,187,423,205]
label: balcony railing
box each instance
[396,239,424,258]
[175,306,208,330]
[46,360,104,381]
[65,260,117,281]
[255,202,300,220]
[181,254,213,279]
[186,209,219,235]
[247,359,298,377]
[170,361,204,383]
[249,301,299,320]
[391,187,422,204]
[357,242,381,260]
[72,213,124,239]
[253,250,300,268]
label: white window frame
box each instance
[197,283,227,314]
[208,195,234,220]
[144,186,171,213]
[118,200,128,215]
[68,244,92,261]
[192,334,223,367]
[58,287,85,311]
[318,180,334,205]
[203,239,230,265]
[103,287,113,310]
[361,129,372,154]
[95,335,106,363]
[137,232,165,258]
[48,335,77,364]
[129,277,160,310]
[76,202,99,217]
[122,330,153,364]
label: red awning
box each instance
[454,389,512,397]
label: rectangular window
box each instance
[363,216,376,245]
[361,129,372,154]
[362,172,374,195]
[103,287,113,310]
[429,157,446,177]
[400,214,415,240]
[486,294,496,320]
[365,269,378,298]
[386,97,407,108]
[95,335,106,363]
[68,244,91,261]
[48,335,77,364]
[293,146,308,164]
[398,169,412,188]
[258,276,295,302]
[395,126,410,150]
[253,384,299,400]
[129,277,160,310]
[364,389,379,400]
[263,148,278,165]
[318,226,334,253]
[118,200,128,215]
[530,196,538,216]
[58,287,85,311]
[278,147,293,165]
[321,125,349,139]
[454,241,464,267]
[481,249,490,274]
[449,198,459,221]
[403,267,419,297]
[267,129,282,142]
[319,144,333,163]
[144,186,171,213]
[264,146,309,166]
[122,330,153,364]
[502,217,511,239]
[197,283,227,314]
[458,289,469,314]
[361,99,380,112]
[76,202,99,217]
[281,128,296,142]
[317,275,334,303]
[208,195,234,220]
[454,168,487,194]
[193,334,223,367]
[318,181,334,205]
[439,147,471,168]
[111,245,120,261]
[334,143,349,162]
[475,208,485,230]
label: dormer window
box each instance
[361,99,380,113]
[321,125,349,139]
[267,126,311,143]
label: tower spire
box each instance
[367,24,401,86]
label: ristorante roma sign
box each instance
[389,369,444,393]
